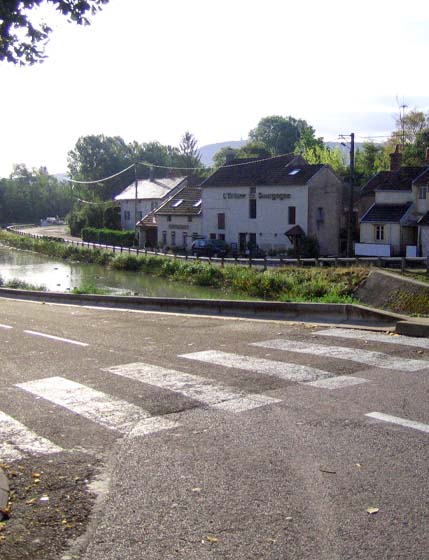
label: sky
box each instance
[1,0,429,177]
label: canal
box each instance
[0,245,238,299]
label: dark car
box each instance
[191,239,229,257]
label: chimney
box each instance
[425,147,429,166]
[224,148,235,165]
[389,145,402,172]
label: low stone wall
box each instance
[355,270,429,316]
[0,287,403,327]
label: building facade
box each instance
[200,154,343,255]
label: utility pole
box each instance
[134,163,138,243]
[340,133,355,257]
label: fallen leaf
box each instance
[206,536,218,543]
[367,507,379,514]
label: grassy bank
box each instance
[0,230,368,302]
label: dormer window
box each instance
[193,199,202,207]
[288,168,300,176]
[172,199,183,208]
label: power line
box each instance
[64,164,135,185]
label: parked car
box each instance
[191,239,229,257]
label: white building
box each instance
[137,183,203,249]
[199,154,343,255]
[114,175,187,231]
[357,148,429,257]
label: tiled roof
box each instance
[200,154,324,187]
[418,211,429,226]
[138,211,158,228]
[361,203,412,223]
[413,168,429,186]
[155,185,202,216]
[361,167,423,195]
[285,225,305,237]
[114,176,186,201]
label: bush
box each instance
[81,227,135,247]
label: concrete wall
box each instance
[360,222,402,254]
[201,184,309,251]
[307,167,342,256]
[156,215,203,249]
[420,226,429,256]
[119,199,160,230]
[376,190,412,204]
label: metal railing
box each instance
[5,226,429,271]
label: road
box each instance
[0,297,428,559]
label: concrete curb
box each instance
[0,287,405,327]
[395,320,429,338]
[0,467,9,517]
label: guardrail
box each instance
[5,226,429,271]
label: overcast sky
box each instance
[1,0,429,177]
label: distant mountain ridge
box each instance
[199,140,365,166]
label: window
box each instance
[151,201,158,210]
[187,216,193,222]
[138,211,143,220]
[162,231,167,245]
[167,215,172,222]
[124,210,131,221]
[218,233,225,241]
[316,207,325,222]
[288,168,300,176]
[218,213,225,229]
[171,231,176,245]
[193,199,202,207]
[210,233,217,239]
[249,187,256,198]
[419,186,427,200]
[172,199,183,208]
[182,232,188,246]
[375,225,385,241]
[288,206,296,225]
[249,198,257,219]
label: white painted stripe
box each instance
[16,377,178,435]
[252,339,428,372]
[366,412,429,434]
[104,362,280,412]
[179,351,331,382]
[0,323,13,329]
[315,328,429,350]
[24,330,89,347]
[0,410,63,461]
[304,375,368,390]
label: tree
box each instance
[354,142,389,184]
[213,141,271,167]
[249,115,322,156]
[402,129,429,166]
[391,109,429,148]
[299,145,347,177]
[0,0,109,65]
[178,131,201,170]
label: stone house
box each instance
[357,147,429,256]
[199,154,343,255]
[114,174,187,231]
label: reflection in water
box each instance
[0,246,235,299]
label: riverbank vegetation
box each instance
[0,230,368,302]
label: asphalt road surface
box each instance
[0,297,428,559]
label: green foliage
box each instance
[0,165,71,225]
[287,235,320,258]
[71,283,110,295]
[0,230,368,303]
[354,142,389,185]
[298,145,347,177]
[81,227,135,247]
[2,278,46,291]
[249,115,323,156]
[0,0,109,65]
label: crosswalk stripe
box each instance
[314,328,429,350]
[103,362,280,412]
[0,410,63,462]
[304,375,368,390]
[366,412,429,434]
[179,351,331,382]
[251,339,428,372]
[23,330,89,347]
[16,377,178,435]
